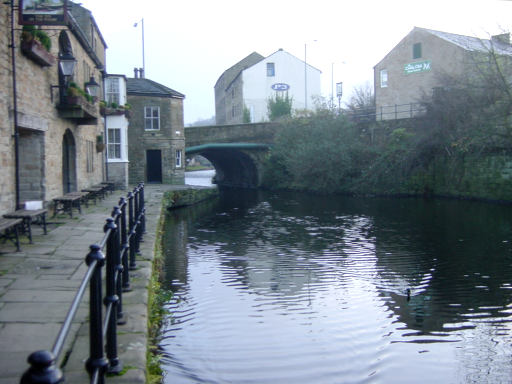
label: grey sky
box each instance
[76,0,511,124]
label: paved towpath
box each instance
[0,184,188,383]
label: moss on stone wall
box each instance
[403,153,512,201]
[163,187,219,210]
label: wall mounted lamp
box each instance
[50,51,77,103]
[58,51,77,77]
[85,76,100,100]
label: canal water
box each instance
[160,184,512,383]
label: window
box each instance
[176,149,182,168]
[83,61,91,84]
[86,140,94,173]
[145,106,160,130]
[380,69,388,88]
[106,78,120,105]
[107,128,121,159]
[413,43,422,59]
[267,62,275,77]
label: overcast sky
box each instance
[75,0,511,125]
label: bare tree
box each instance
[421,33,512,154]
[345,82,375,122]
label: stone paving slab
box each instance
[0,184,180,383]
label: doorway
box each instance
[62,129,77,193]
[146,149,162,183]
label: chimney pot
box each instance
[139,68,144,78]
[134,68,139,78]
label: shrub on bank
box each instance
[261,105,512,200]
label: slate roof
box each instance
[418,27,512,56]
[126,78,185,99]
[214,52,265,90]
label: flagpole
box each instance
[134,18,145,76]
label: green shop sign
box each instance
[404,60,431,74]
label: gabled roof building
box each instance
[374,27,512,120]
[126,70,186,184]
[215,49,321,125]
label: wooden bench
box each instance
[0,218,23,251]
[100,182,116,194]
[53,192,88,218]
[81,186,106,205]
[3,209,48,244]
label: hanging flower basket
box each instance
[96,135,105,152]
[21,39,55,67]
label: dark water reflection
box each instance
[160,189,512,383]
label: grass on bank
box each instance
[146,202,171,384]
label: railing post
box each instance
[85,244,108,383]
[140,182,146,235]
[127,191,137,270]
[20,350,63,384]
[134,186,141,254]
[104,218,123,375]
[112,206,125,325]
[119,197,131,291]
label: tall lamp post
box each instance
[134,18,145,75]
[304,43,307,110]
[304,40,317,110]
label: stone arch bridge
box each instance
[185,122,278,188]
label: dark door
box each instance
[146,150,162,183]
[62,129,77,193]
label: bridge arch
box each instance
[186,143,269,188]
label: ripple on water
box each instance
[161,192,512,383]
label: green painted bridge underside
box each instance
[185,142,270,154]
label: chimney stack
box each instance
[134,68,139,78]
[491,33,510,45]
[139,67,144,78]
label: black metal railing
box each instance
[20,183,146,384]
[344,103,427,121]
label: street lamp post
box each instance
[304,43,307,110]
[331,62,334,109]
[304,40,317,111]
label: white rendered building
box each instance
[215,49,322,124]
[104,74,129,189]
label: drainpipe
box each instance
[10,0,20,209]
[102,72,108,182]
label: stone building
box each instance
[215,49,321,124]
[374,27,512,120]
[0,1,106,213]
[126,70,185,184]
[215,52,264,125]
